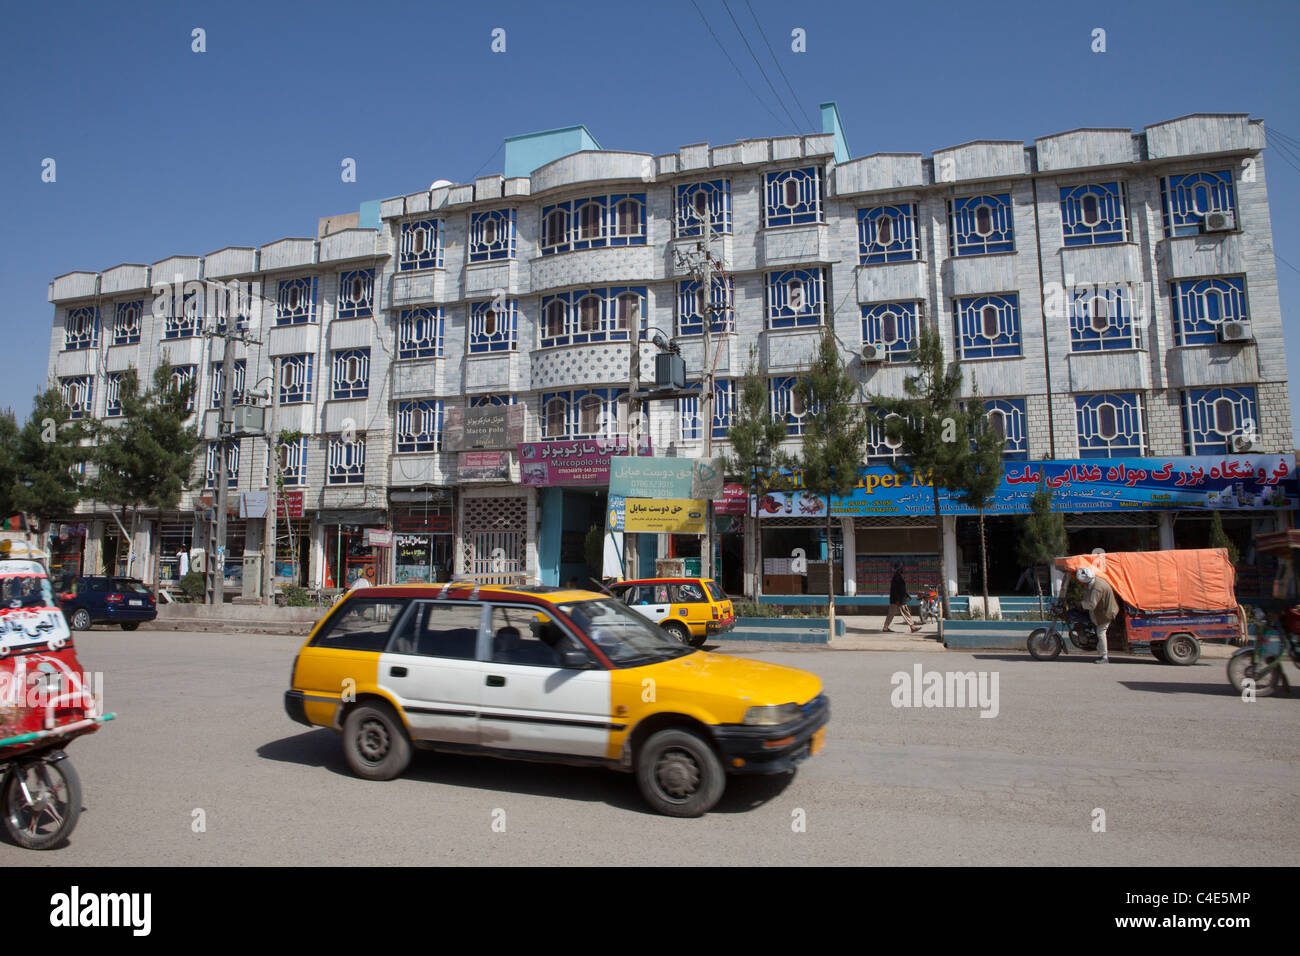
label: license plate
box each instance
[810,727,826,756]
[129,600,142,606]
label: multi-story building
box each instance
[43,108,1294,599]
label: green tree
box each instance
[724,347,793,601]
[868,324,971,630]
[92,361,202,589]
[794,327,872,639]
[12,387,96,532]
[0,409,20,519]
[1016,478,1068,618]
[1208,510,1239,565]
[954,389,1006,613]
[584,523,604,581]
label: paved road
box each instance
[4,630,1296,866]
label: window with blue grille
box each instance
[1075,392,1145,458]
[541,388,627,440]
[858,204,919,264]
[470,394,516,407]
[338,270,374,319]
[1070,285,1141,351]
[328,434,366,484]
[1171,276,1247,346]
[865,406,906,465]
[276,277,317,326]
[273,436,307,486]
[205,441,239,488]
[164,289,201,338]
[540,195,646,254]
[106,372,126,417]
[469,209,517,262]
[60,376,94,419]
[861,302,920,362]
[767,269,825,329]
[210,360,247,408]
[677,278,734,337]
[113,301,142,345]
[1060,183,1129,246]
[981,398,1028,461]
[331,349,370,399]
[676,181,732,237]
[540,287,644,347]
[949,194,1015,256]
[170,365,197,412]
[769,377,808,436]
[213,281,254,333]
[1182,387,1257,455]
[397,308,444,359]
[469,299,517,353]
[395,401,443,453]
[280,354,313,404]
[64,306,99,350]
[399,219,444,271]
[765,167,823,227]
[678,380,734,440]
[954,294,1021,359]
[1162,170,1236,238]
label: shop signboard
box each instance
[519,436,650,487]
[458,450,512,482]
[752,454,1299,518]
[393,514,454,534]
[608,497,708,534]
[364,529,394,547]
[714,483,749,515]
[394,534,432,584]
[276,490,304,519]
[608,457,724,499]
[445,404,526,452]
[240,491,269,519]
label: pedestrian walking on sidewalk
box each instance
[882,561,921,633]
[1076,565,1118,662]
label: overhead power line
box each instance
[744,0,816,130]
[690,0,786,129]
[720,0,802,132]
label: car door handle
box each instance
[389,666,407,678]
[486,675,506,687]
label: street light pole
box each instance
[261,358,280,605]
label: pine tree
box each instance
[0,409,20,519]
[12,388,96,532]
[1017,478,1067,618]
[794,327,872,639]
[1208,509,1239,565]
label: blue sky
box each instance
[3,0,1297,439]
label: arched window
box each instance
[876,215,893,245]
[1097,402,1119,440]
[1081,193,1100,227]
[545,300,566,339]
[788,278,804,311]
[784,178,799,208]
[483,217,498,245]
[483,309,497,336]
[1089,295,1109,333]
[883,413,903,449]
[578,203,602,239]
[579,395,603,435]
[579,296,601,332]
[880,310,899,345]
[616,293,639,329]
[974,204,993,237]
[1213,397,1236,435]
[987,409,1006,440]
[544,209,567,248]
[616,199,640,236]
[288,286,300,310]
[351,277,363,301]
[981,305,1000,338]
[693,191,709,222]
[412,229,425,254]
[546,398,567,437]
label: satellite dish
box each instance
[430,179,452,190]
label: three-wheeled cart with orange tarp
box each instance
[1055,548,1244,666]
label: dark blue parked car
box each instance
[56,575,157,631]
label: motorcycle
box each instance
[916,586,940,625]
[1027,599,1099,660]
[1227,607,1299,697]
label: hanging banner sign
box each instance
[609,457,724,499]
[240,491,269,519]
[608,497,708,534]
[714,483,749,515]
[276,490,304,519]
[444,404,526,452]
[520,436,650,487]
[458,450,512,482]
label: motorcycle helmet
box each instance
[1076,566,1095,584]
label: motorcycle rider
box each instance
[1076,565,1118,663]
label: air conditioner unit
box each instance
[1232,434,1257,453]
[1218,320,1252,343]
[861,343,885,363]
[1203,210,1235,232]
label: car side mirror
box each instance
[560,650,591,669]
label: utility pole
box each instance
[624,321,639,582]
[700,218,714,582]
[261,357,280,605]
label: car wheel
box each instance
[120,622,139,631]
[342,703,412,781]
[70,608,91,631]
[662,621,691,645]
[636,728,726,818]
[1163,633,1201,666]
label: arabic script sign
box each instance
[607,497,708,534]
[519,437,650,487]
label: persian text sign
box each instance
[458,450,511,482]
[608,457,724,499]
[608,497,708,534]
[276,490,304,518]
[445,404,526,452]
[519,437,650,487]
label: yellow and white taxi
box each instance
[285,583,828,816]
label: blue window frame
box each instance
[540,388,626,440]
[468,299,517,354]
[276,277,317,326]
[105,372,126,418]
[273,436,307,486]
[170,365,197,412]
[338,270,374,319]
[1060,183,1129,246]
[540,287,643,347]
[331,348,370,399]
[949,194,1015,256]
[861,301,920,362]
[865,406,907,465]
[327,434,366,484]
[113,301,143,345]
[1070,285,1141,352]
[64,306,99,350]
[395,400,443,453]
[540,195,646,255]
[858,204,919,264]
[1076,392,1145,458]
[1171,276,1248,346]
[678,380,734,440]
[676,181,732,237]
[164,289,201,339]
[767,269,825,329]
[205,441,239,488]
[676,278,734,337]
[210,359,247,409]
[470,394,515,407]
[1182,387,1257,455]
[397,308,444,359]
[981,398,1028,461]
[469,209,517,262]
[280,354,313,404]
[399,218,444,271]
[60,375,94,419]
[769,377,808,436]
[765,167,823,227]
[1162,170,1236,238]
[955,293,1021,359]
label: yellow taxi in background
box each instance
[285,583,827,817]
[608,577,735,647]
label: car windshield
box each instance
[558,598,694,666]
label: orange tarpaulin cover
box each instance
[1056,549,1237,613]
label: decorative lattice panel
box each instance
[461,496,527,575]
